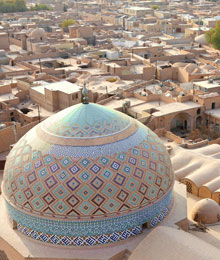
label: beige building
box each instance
[30,81,82,112]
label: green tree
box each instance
[152,5,159,10]
[0,0,27,13]
[30,3,52,11]
[61,19,75,28]
[206,21,220,50]
[63,3,67,12]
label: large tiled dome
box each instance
[2,102,174,246]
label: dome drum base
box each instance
[9,200,173,246]
[17,224,142,246]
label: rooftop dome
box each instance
[29,28,46,41]
[2,102,174,247]
[184,63,198,73]
[195,34,207,45]
[191,198,220,224]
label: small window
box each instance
[10,112,14,116]
[216,124,219,131]
[76,93,78,99]
[206,119,208,126]
[72,94,75,100]
[212,102,215,109]
[197,108,200,115]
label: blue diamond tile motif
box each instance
[80,171,91,182]
[128,156,137,165]
[66,177,80,191]
[121,230,131,239]
[122,164,132,175]
[134,167,144,179]
[15,191,25,204]
[162,176,168,189]
[34,160,42,169]
[32,197,44,210]
[40,234,49,242]
[78,185,94,199]
[44,176,58,189]
[32,151,40,160]
[31,230,39,240]
[50,235,60,244]
[61,236,72,246]
[113,173,126,186]
[53,201,68,214]
[126,178,139,192]
[150,161,156,171]
[17,176,26,189]
[57,170,69,181]
[69,164,80,175]
[117,153,126,162]
[151,152,158,161]
[142,142,149,149]
[90,164,101,174]
[38,167,49,179]
[50,163,60,173]
[145,171,155,185]
[139,159,147,168]
[109,233,120,242]
[74,237,84,246]
[33,182,45,196]
[97,235,108,244]
[99,157,109,166]
[91,176,104,190]
[132,148,139,156]
[128,193,141,206]
[103,184,117,197]
[53,185,68,199]
[80,158,91,168]
[142,150,149,158]
[78,201,95,215]
[111,161,120,171]
[61,157,72,167]
[101,169,113,180]
[147,186,159,199]
[85,237,96,246]
[24,162,32,173]
[27,172,37,184]
[43,155,54,165]
[104,199,119,212]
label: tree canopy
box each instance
[0,0,27,13]
[152,5,159,10]
[61,19,75,28]
[30,3,52,11]
[206,21,220,50]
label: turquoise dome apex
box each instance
[2,102,174,247]
[43,103,131,138]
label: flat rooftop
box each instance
[31,81,82,95]
[152,101,202,117]
[194,80,220,89]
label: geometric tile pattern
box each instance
[6,192,172,237]
[149,199,173,228]
[3,132,174,219]
[43,103,131,138]
[2,102,174,246]
[17,223,142,246]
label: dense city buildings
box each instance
[1,0,220,259]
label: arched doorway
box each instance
[170,112,193,136]
[196,116,202,129]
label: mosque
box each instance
[0,87,219,260]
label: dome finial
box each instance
[82,82,89,104]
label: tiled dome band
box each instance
[6,191,172,237]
